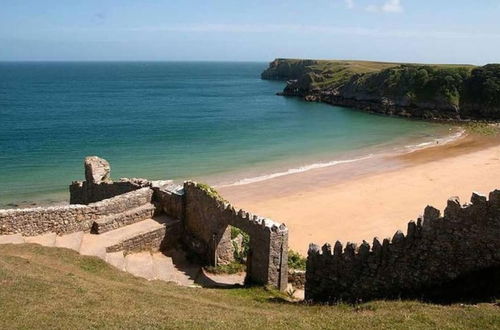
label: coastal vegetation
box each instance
[288,249,307,270]
[1,244,499,329]
[262,59,500,120]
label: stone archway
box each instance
[182,182,288,291]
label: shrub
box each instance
[231,226,250,263]
[288,250,306,270]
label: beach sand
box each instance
[219,134,500,255]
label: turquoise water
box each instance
[0,62,449,206]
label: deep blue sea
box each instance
[0,62,451,207]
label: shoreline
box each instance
[0,125,460,209]
[219,132,500,254]
[212,126,462,188]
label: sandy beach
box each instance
[219,133,500,255]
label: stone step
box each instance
[106,251,126,271]
[80,217,168,258]
[125,251,155,280]
[0,234,25,244]
[24,232,57,247]
[79,234,107,260]
[91,203,156,234]
[164,249,200,286]
[55,231,84,252]
[152,252,177,282]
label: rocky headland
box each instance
[262,59,500,121]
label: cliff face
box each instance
[261,59,500,120]
[260,58,320,80]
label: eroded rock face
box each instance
[84,156,111,184]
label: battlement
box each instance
[305,191,500,303]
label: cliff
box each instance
[261,59,500,120]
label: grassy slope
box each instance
[1,244,499,329]
[303,60,473,90]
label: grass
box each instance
[0,244,499,329]
[205,261,246,275]
[269,58,475,90]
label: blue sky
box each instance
[1,0,500,63]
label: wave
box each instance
[217,129,466,188]
[216,154,375,187]
[403,129,465,153]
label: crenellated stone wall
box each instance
[183,181,289,291]
[306,191,500,303]
[0,188,154,236]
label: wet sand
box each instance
[219,134,500,255]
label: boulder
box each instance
[84,156,111,184]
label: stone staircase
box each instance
[91,203,156,234]
[0,217,202,286]
[0,193,245,287]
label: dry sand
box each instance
[219,134,500,255]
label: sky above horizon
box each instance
[1,0,500,64]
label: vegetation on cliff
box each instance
[262,59,500,120]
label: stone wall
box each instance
[153,184,184,220]
[183,181,289,291]
[0,188,153,236]
[3,155,288,291]
[288,270,306,289]
[0,205,98,236]
[306,191,500,303]
[69,179,151,205]
[106,226,167,254]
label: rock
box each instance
[84,156,111,184]
[232,233,244,256]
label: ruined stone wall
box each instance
[69,179,150,204]
[153,185,184,220]
[306,191,500,303]
[0,188,153,236]
[183,181,289,291]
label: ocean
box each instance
[0,62,453,207]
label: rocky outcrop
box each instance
[261,58,319,80]
[263,59,500,121]
[85,156,111,184]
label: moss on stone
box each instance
[196,182,228,203]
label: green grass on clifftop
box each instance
[263,58,500,119]
[0,244,499,329]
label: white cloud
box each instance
[54,23,500,41]
[101,24,500,40]
[365,0,404,13]
[345,0,355,9]
[382,0,403,13]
